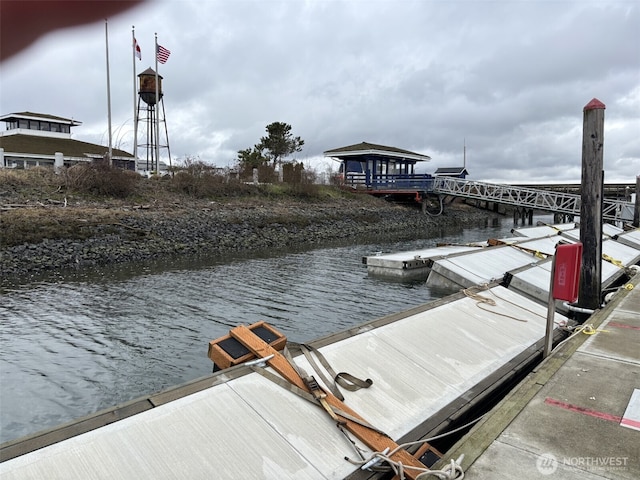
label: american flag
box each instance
[156,44,171,64]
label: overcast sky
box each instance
[1,0,638,182]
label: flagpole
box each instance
[132,26,138,160]
[105,19,113,166]
[154,32,160,174]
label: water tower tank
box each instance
[138,68,163,106]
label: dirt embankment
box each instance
[0,185,498,285]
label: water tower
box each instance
[135,67,171,173]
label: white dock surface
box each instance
[511,223,576,238]
[365,244,481,277]
[512,223,623,239]
[365,245,481,265]
[509,235,573,256]
[616,229,640,249]
[426,245,539,288]
[0,286,563,480]
[506,237,640,307]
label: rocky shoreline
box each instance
[0,198,498,286]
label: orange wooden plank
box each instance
[230,325,434,479]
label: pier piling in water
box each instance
[513,207,534,225]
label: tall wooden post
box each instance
[578,98,605,316]
[634,176,639,228]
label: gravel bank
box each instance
[0,198,497,285]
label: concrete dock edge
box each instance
[433,273,640,473]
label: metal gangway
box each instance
[432,177,634,223]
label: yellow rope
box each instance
[602,253,624,268]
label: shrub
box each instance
[63,162,140,198]
[170,167,259,198]
[170,170,219,197]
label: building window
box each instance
[61,125,70,134]
[51,123,61,132]
[18,120,28,129]
[40,122,50,131]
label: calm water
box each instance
[0,215,547,444]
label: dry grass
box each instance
[61,163,141,198]
[1,166,365,205]
[0,167,60,187]
[0,207,125,247]
[0,166,377,246]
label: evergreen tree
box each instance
[257,122,304,167]
[236,146,267,169]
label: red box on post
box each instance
[553,243,582,302]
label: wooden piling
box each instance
[578,98,605,315]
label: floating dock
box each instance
[363,244,483,279]
[426,224,639,295]
[493,234,571,256]
[363,223,632,282]
[511,222,624,239]
[426,244,542,289]
[436,274,640,479]
[1,285,567,479]
[614,228,640,250]
[2,223,638,479]
[505,238,640,312]
[511,222,577,238]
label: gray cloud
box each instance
[1,0,638,182]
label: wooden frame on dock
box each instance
[207,321,287,369]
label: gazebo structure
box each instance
[324,142,434,202]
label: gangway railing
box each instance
[432,177,633,223]
[370,174,434,191]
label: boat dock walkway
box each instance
[0,284,570,479]
[436,274,640,479]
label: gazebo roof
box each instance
[324,142,431,162]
